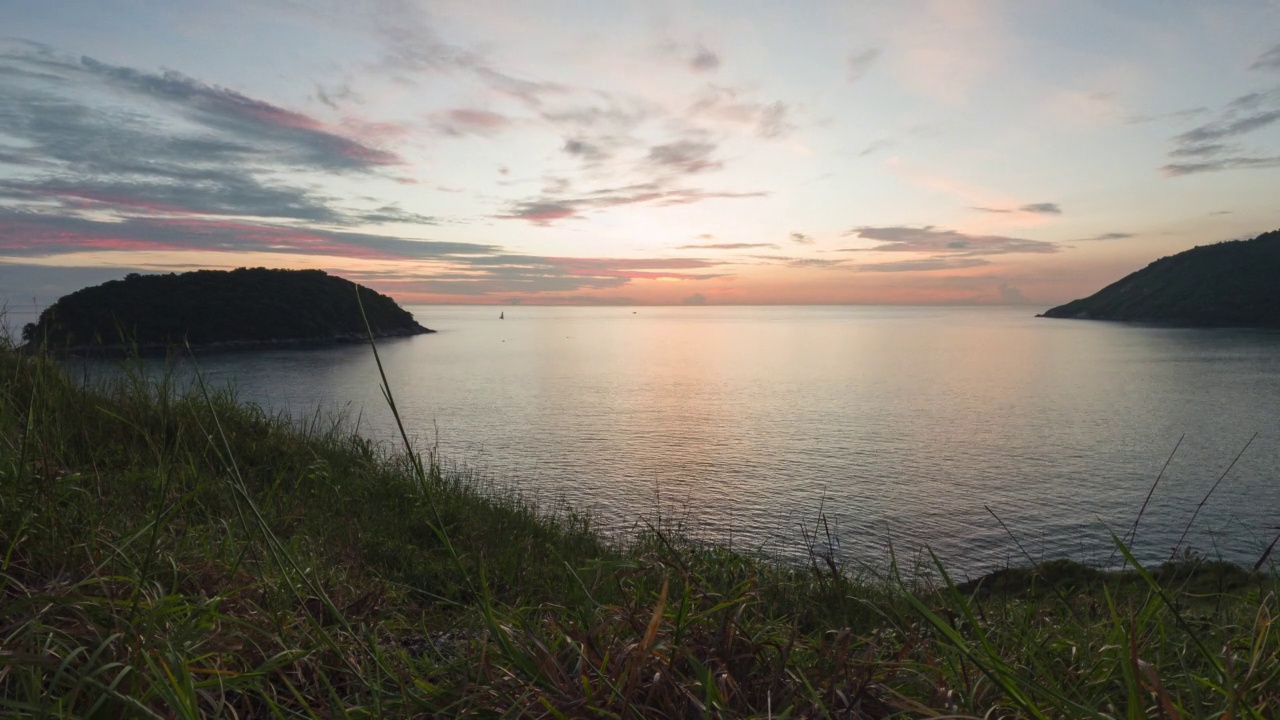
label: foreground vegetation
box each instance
[1,342,1277,718]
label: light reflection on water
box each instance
[80,306,1280,577]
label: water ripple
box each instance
[93,306,1280,576]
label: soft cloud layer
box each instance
[845,227,1060,256]
[0,213,724,297]
[0,210,486,260]
[498,187,768,225]
[4,3,1280,307]
[972,203,1063,215]
[675,242,778,250]
[1251,44,1280,72]
[0,41,408,231]
[689,45,720,73]
[1163,90,1280,175]
[846,49,881,83]
[855,257,991,273]
[1079,232,1135,242]
[431,108,512,136]
[648,139,721,174]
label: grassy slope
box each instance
[1,343,1277,718]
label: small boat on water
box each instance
[499,311,504,319]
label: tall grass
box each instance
[1,337,1277,717]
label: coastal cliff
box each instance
[21,267,433,354]
[1040,229,1280,328]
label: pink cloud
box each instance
[432,108,512,136]
[549,257,717,271]
[0,215,409,261]
[34,188,198,216]
[567,269,718,280]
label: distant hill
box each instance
[1040,229,1280,328]
[22,268,433,353]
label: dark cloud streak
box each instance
[1174,109,1280,145]
[1163,155,1280,175]
[852,257,991,272]
[430,108,511,136]
[0,209,723,297]
[675,243,778,250]
[1250,43,1280,71]
[846,48,880,83]
[1169,142,1237,158]
[369,1,567,107]
[756,102,793,139]
[690,45,720,72]
[859,138,895,157]
[647,139,721,174]
[972,203,1062,215]
[687,85,795,140]
[748,255,846,268]
[73,54,400,169]
[0,209,481,260]
[497,187,768,225]
[1162,90,1280,175]
[0,42,419,230]
[1124,107,1207,124]
[844,226,1059,256]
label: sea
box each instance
[64,305,1280,577]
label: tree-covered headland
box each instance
[1042,229,1280,327]
[22,267,432,353]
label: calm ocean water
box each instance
[82,306,1280,577]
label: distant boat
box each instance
[499,311,504,319]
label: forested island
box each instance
[21,267,433,354]
[1040,228,1280,328]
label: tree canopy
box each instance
[1041,229,1280,328]
[25,268,431,350]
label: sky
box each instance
[3,0,1280,311]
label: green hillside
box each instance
[22,267,432,352]
[1041,229,1280,327]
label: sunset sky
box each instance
[3,1,1280,309]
